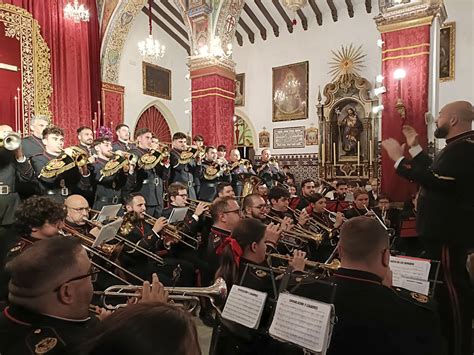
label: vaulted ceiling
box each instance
[143,0,374,55]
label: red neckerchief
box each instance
[137,221,145,236]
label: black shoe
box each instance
[199,312,215,327]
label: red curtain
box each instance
[135,106,172,143]
[381,25,430,202]
[2,0,101,145]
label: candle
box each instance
[97,101,101,124]
[369,139,373,165]
[16,87,20,132]
[14,96,18,132]
[321,143,325,166]
[333,142,337,165]
[357,141,360,165]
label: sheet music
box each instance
[390,256,431,295]
[92,218,123,247]
[269,293,334,353]
[221,285,267,329]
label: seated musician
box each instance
[395,192,423,256]
[242,193,268,222]
[213,218,305,354]
[92,137,136,210]
[328,217,443,355]
[288,184,297,199]
[0,196,66,301]
[64,194,94,235]
[199,146,231,202]
[325,180,351,213]
[216,182,236,199]
[256,183,268,202]
[255,149,285,188]
[119,193,194,287]
[343,188,370,219]
[345,180,358,202]
[30,126,92,201]
[267,185,292,220]
[112,124,135,152]
[372,194,400,236]
[291,178,317,210]
[307,193,344,262]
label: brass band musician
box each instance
[199,146,231,202]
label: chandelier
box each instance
[138,0,166,62]
[64,0,90,23]
[196,37,232,59]
[281,0,307,25]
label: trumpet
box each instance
[0,131,21,151]
[95,277,227,311]
[143,213,199,250]
[268,253,341,272]
[264,213,323,245]
[185,199,212,218]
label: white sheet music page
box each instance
[389,256,431,295]
[269,293,334,354]
[221,285,267,329]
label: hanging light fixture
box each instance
[138,0,166,62]
[281,0,308,25]
[64,0,90,23]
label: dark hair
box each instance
[307,193,325,204]
[193,135,204,142]
[339,217,389,262]
[242,193,261,211]
[336,180,348,188]
[282,165,290,170]
[268,186,290,203]
[115,124,129,132]
[217,182,232,195]
[83,303,200,355]
[353,188,369,200]
[14,196,66,236]
[42,126,64,139]
[92,137,111,148]
[301,178,315,189]
[217,145,227,152]
[124,193,145,207]
[347,180,358,188]
[173,132,187,141]
[135,127,151,139]
[377,194,391,202]
[205,146,216,154]
[215,219,266,287]
[77,126,92,135]
[210,196,237,223]
[6,237,83,295]
[168,182,187,199]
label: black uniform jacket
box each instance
[21,135,44,159]
[328,268,443,355]
[169,149,201,191]
[0,304,98,355]
[199,160,231,202]
[396,131,474,247]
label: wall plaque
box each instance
[273,126,305,149]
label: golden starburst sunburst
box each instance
[328,44,366,86]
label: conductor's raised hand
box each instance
[402,125,419,148]
[381,138,406,162]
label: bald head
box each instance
[0,125,13,135]
[65,194,89,208]
[435,101,474,139]
[65,195,90,225]
[444,101,474,123]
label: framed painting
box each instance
[142,62,171,100]
[440,22,455,82]
[272,61,309,122]
[235,73,245,106]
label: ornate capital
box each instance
[188,56,235,80]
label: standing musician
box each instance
[343,189,370,220]
[328,217,442,355]
[0,125,35,226]
[382,101,474,354]
[242,193,268,222]
[213,218,305,354]
[192,135,205,197]
[170,132,202,200]
[130,128,170,217]
[30,126,92,201]
[92,137,136,210]
[77,126,95,158]
[112,124,135,152]
[216,145,228,165]
[255,149,285,188]
[228,148,255,198]
[199,146,231,202]
[21,115,48,158]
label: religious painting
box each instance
[259,128,270,148]
[233,115,253,147]
[142,62,171,100]
[235,73,245,106]
[331,98,366,161]
[273,127,305,149]
[440,22,455,82]
[272,61,309,122]
[305,127,318,146]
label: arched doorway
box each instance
[233,115,255,160]
[135,106,172,143]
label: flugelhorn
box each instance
[0,131,21,150]
[96,277,227,311]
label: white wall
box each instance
[119,11,191,135]
[232,1,381,155]
[439,0,474,107]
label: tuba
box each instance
[39,146,88,178]
[0,131,21,151]
[238,173,262,198]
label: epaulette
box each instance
[26,327,66,354]
[249,265,268,279]
[7,240,29,259]
[394,287,437,311]
[466,138,474,144]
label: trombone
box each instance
[288,206,336,237]
[95,277,227,311]
[143,213,199,250]
[264,213,323,245]
[268,253,341,272]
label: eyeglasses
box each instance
[67,206,90,213]
[54,265,100,291]
[252,204,268,210]
[223,209,241,215]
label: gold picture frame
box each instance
[440,22,455,82]
[272,61,309,122]
[235,73,245,107]
[142,62,172,100]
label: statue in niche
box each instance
[338,107,363,155]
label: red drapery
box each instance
[2,0,101,145]
[381,24,430,202]
[135,106,172,143]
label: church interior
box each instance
[0,0,473,354]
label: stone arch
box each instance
[132,100,179,139]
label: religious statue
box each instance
[338,108,363,155]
